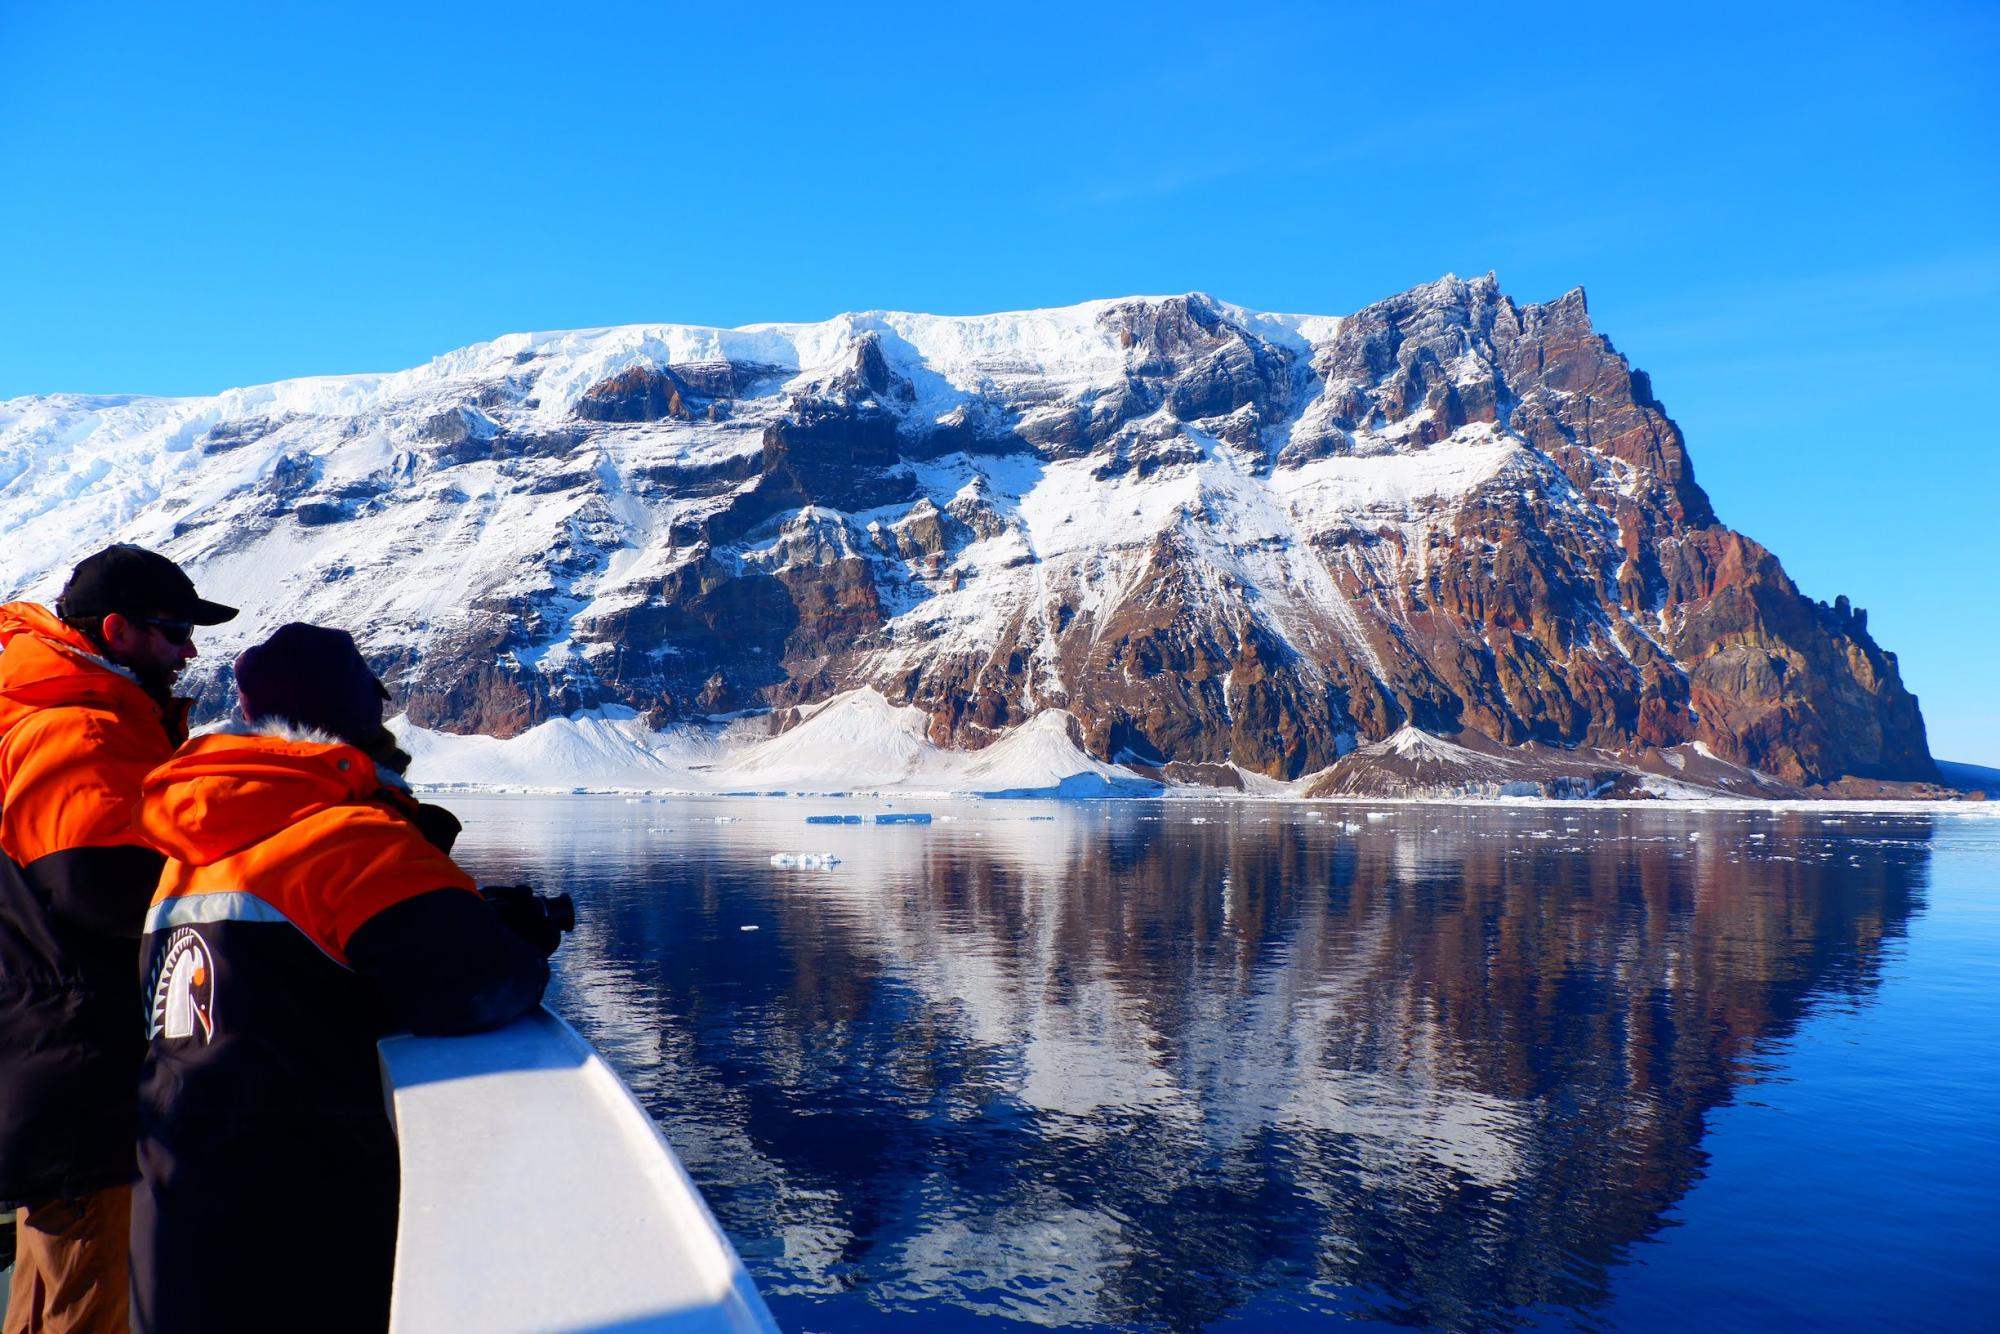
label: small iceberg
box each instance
[873,812,932,826]
[769,852,841,869]
[806,814,863,825]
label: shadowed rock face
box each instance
[28,275,1932,789]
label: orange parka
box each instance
[129,724,548,1334]
[138,728,476,961]
[0,600,185,1207]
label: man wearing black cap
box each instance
[0,544,235,1334]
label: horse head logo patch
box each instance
[152,927,217,1042]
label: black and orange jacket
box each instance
[0,600,185,1207]
[130,724,547,1333]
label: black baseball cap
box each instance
[57,544,238,625]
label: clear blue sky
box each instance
[3,1,1996,761]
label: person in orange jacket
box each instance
[130,622,557,1334]
[0,545,235,1334]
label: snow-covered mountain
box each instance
[0,275,1941,796]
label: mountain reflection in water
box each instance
[447,800,1932,1332]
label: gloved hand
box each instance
[479,884,574,958]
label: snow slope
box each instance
[399,689,1159,797]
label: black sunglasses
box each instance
[136,617,196,647]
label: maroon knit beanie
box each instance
[234,623,391,748]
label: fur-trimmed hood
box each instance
[139,723,396,866]
[194,716,413,789]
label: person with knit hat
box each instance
[235,620,396,747]
[0,544,235,1334]
[130,623,558,1333]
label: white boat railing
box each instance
[379,1008,779,1334]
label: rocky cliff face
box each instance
[0,275,1938,790]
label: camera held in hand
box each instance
[479,884,576,957]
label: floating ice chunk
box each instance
[739,924,760,932]
[874,812,932,825]
[1366,812,1391,823]
[806,814,863,825]
[769,852,841,868]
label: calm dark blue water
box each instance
[446,798,2000,1333]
